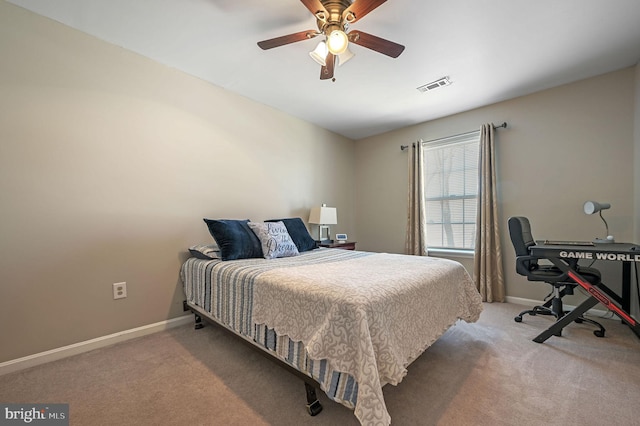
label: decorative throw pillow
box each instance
[203,219,263,261]
[248,221,300,259]
[265,217,317,252]
[188,244,220,260]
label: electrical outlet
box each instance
[113,282,127,300]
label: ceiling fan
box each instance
[257,0,405,81]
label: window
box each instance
[423,132,480,251]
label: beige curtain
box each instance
[406,141,428,256]
[473,124,505,302]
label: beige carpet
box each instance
[1,302,639,426]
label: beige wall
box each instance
[0,2,356,362]
[635,64,640,243]
[355,67,637,304]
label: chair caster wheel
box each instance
[574,318,583,323]
[594,330,605,338]
[514,316,522,323]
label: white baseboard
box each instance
[0,314,193,376]
[505,296,610,318]
[1,297,615,377]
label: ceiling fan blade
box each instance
[300,0,328,17]
[320,53,335,80]
[348,30,405,58]
[257,30,318,50]
[343,0,388,23]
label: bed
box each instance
[180,218,483,425]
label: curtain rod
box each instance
[400,122,507,151]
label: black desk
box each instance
[528,241,640,342]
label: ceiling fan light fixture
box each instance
[257,0,405,81]
[309,41,328,66]
[326,29,348,55]
[337,47,355,66]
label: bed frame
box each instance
[183,300,324,417]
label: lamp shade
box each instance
[308,205,337,225]
[326,29,349,55]
[583,201,611,215]
[337,47,355,66]
[309,41,328,66]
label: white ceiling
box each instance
[8,0,640,140]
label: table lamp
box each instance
[308,204,337,243]
[583,201,614,243]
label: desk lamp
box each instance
[583,201,614,243]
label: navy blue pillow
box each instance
[265,217,318,252]
[203,219,263,260]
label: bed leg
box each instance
[304,382,323,416]
[194,314,204,330]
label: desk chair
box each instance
[508,216,605,339]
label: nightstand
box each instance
[318,241,357,250]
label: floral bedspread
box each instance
[252,252,483,426]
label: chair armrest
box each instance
[515,255,571,282]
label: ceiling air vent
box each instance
[417,76,451,93]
